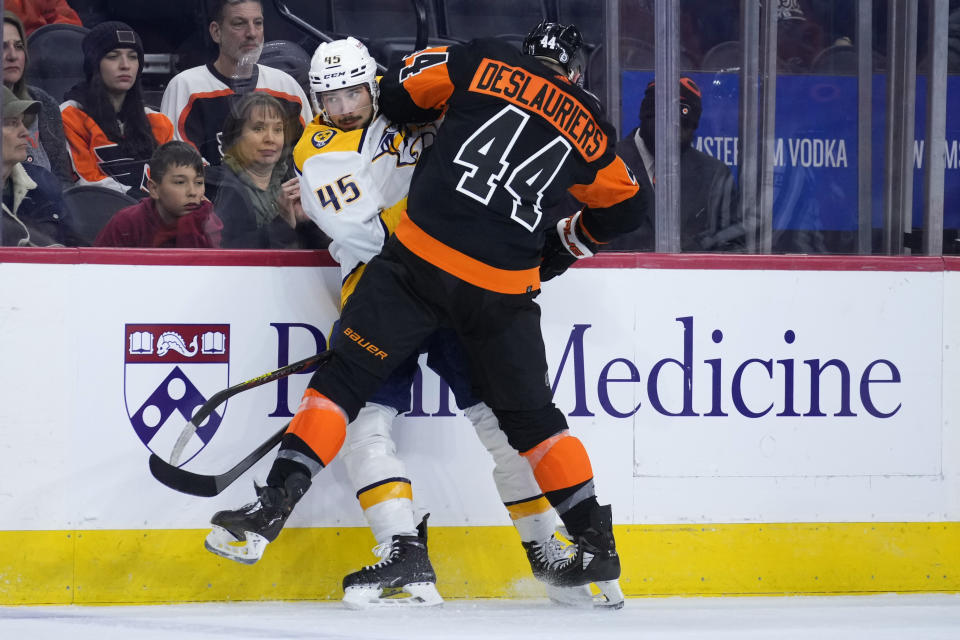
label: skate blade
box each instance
[203,526,268,565]
[342,582,444,609]
[592,579,625,610]
[545,583,596,608]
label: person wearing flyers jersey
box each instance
[205,36,588,609]
[207,22,644,610]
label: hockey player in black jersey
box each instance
[210,21,645,609]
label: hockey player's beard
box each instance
[333,105,374,131]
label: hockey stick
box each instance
[150,423,288,497]
[169,351,329,465]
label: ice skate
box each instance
[342,514,442,609]
[523,532,596,607]
[540,505,625,609]
[204,472,310,565]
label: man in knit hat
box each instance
[603,76,744,252]
[160,0,311,165]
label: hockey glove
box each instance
[539,210,600,282]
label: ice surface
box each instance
[1,594,958,640]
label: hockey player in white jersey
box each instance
[203,37,591,609]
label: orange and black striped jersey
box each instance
[379,38,643,289]
[160,63,312,165]
[60,101,174,195]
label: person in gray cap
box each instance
[2,86,78,246]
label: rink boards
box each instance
[0,250,958,604]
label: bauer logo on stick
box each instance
[124,323,230,464]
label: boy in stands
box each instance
[95,141,222,247]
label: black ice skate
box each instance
[540,504,625,609]
[523,532,595,607]
[341,514,442,609]
[204,472,311,565]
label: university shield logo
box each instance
[124,323,230,464]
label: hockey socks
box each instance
[521,430,596,535]
[273,389,348,479]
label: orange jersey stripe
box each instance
[286,389,347,466]
[395,212,540,294]
[568,155,639,209]
[468,58,607,162]
[400,46,455,111]
[522,432,593,494]
[178,88,234,142]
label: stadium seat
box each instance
[557,0,604,47]
[330,0,456,69]
[439,0,547,42]
[700,40,743,72]
[61,185,139,245]
[259,40,312,93]
[26,24,89,103]
[810,43,874,75]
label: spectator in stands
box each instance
[6,0,82,36]
[603,77,743,252]
[3,11,71,185]
[2,86,79,246]
[776,0,827,72]
[95,140,222,247]
[61,21,173,198]
[160,0,311,165]
[207,92,326,249]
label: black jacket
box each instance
[603,128,743,252]
[2,163,81,246]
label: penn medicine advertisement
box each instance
[0,258,955,535]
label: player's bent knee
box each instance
[492,405,568,453]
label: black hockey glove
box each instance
[539,210,599,282]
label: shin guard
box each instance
[342,403,417,544]
[466,403,556,543]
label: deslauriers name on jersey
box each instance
[468,58,606,162]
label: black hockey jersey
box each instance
[379,38,643,294]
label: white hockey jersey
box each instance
[161,63,312,164]
[293,114,436,304]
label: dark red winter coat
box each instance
[94,197,223,248]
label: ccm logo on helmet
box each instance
[324,71,347,79]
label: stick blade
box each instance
[149,454,221,497]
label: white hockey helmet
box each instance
[308,37,379,126]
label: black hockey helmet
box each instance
[522,21,586,85]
